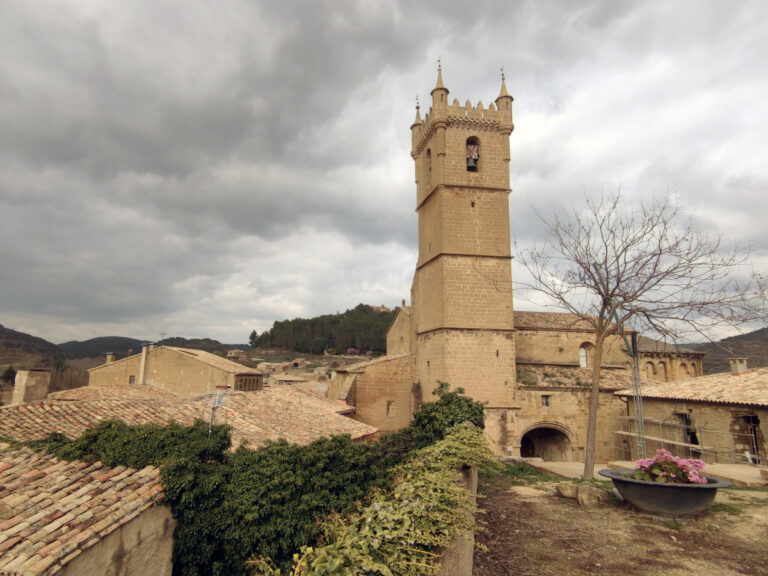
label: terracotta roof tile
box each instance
[0,444,163,575]
[87,346,264,376]
[514,311,597,331]
[615,367,768,406]
[0,385,376,448]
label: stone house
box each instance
[227,349,249,361]
[328,69,705,462]
[614,361,768,465]
[0,443,174,576]
[88,345,266,396]
[269,373,308,386]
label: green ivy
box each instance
[22,385,486,576]
[251,424,498,576]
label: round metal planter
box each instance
[599,468,732,516]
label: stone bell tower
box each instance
[409,66,517,408]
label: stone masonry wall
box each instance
[59,505,175,576]
[89,348,235,397]
[352,354,415,433]
[630,399,767,464]
[516,329,628,368]
[417,329,515,408]
[386,309,412,356]
[88,356,143,387]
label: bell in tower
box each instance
[466,137,480,172]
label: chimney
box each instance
[105,352,115,364]
[729,358,748,376]
[402,299,406,307]
[138,344,149,385]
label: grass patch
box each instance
[482,461,561,485]
[706,502,744,515]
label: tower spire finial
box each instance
[433,56,447,93]
[497,65,511,100]
[411,95,423,128]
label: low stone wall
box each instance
[439,467,479,576]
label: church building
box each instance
[328,68,703,462]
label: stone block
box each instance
[555,483,578,499]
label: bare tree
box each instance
[515,192,764,479]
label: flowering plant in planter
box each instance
[632,449,707,484]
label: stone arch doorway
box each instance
[520,425,574,462]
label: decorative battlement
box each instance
[411,67,513,157]
[412,100,512,156]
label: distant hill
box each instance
[0,324,63,368]
[686,327,768,374]
[60,335,248,360]
[59,336,146,359]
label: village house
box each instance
[88,345,266,396]
[226,349,249,362]
[328,69,706,462]
[0,352,377,573]
[0,443,173,576]
[614,360,767,465]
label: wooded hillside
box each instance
[0,324,63,368]
[253,304,396,354]
[686,326,768,374]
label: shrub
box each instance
[517,370,538,385]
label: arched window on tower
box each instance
[466,136,480,172]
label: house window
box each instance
[541,395,551,407]
[386,401,395,417]
[129,375,136,385]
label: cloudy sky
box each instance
[1,0,766,344]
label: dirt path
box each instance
[473,474,768,576]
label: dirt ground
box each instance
[473,472,768,576]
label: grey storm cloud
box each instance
[1,0,766,343]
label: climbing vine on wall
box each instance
[23,383,486,576]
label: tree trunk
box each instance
[582,335,605,480]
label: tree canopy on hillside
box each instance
[253,304,396,354]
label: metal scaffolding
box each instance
[612,415,765,465]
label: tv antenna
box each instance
[207,385,231,439]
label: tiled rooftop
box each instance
[0,385,377,447]
[634,335,702,355]
[47,384,181,402]
[514,311,598,331]
[0,443,163,575]
[615,367,768,406]
[88,346,263,376]
[163,347,263,374]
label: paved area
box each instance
[528,459,768,487]
[526,461,608,480]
